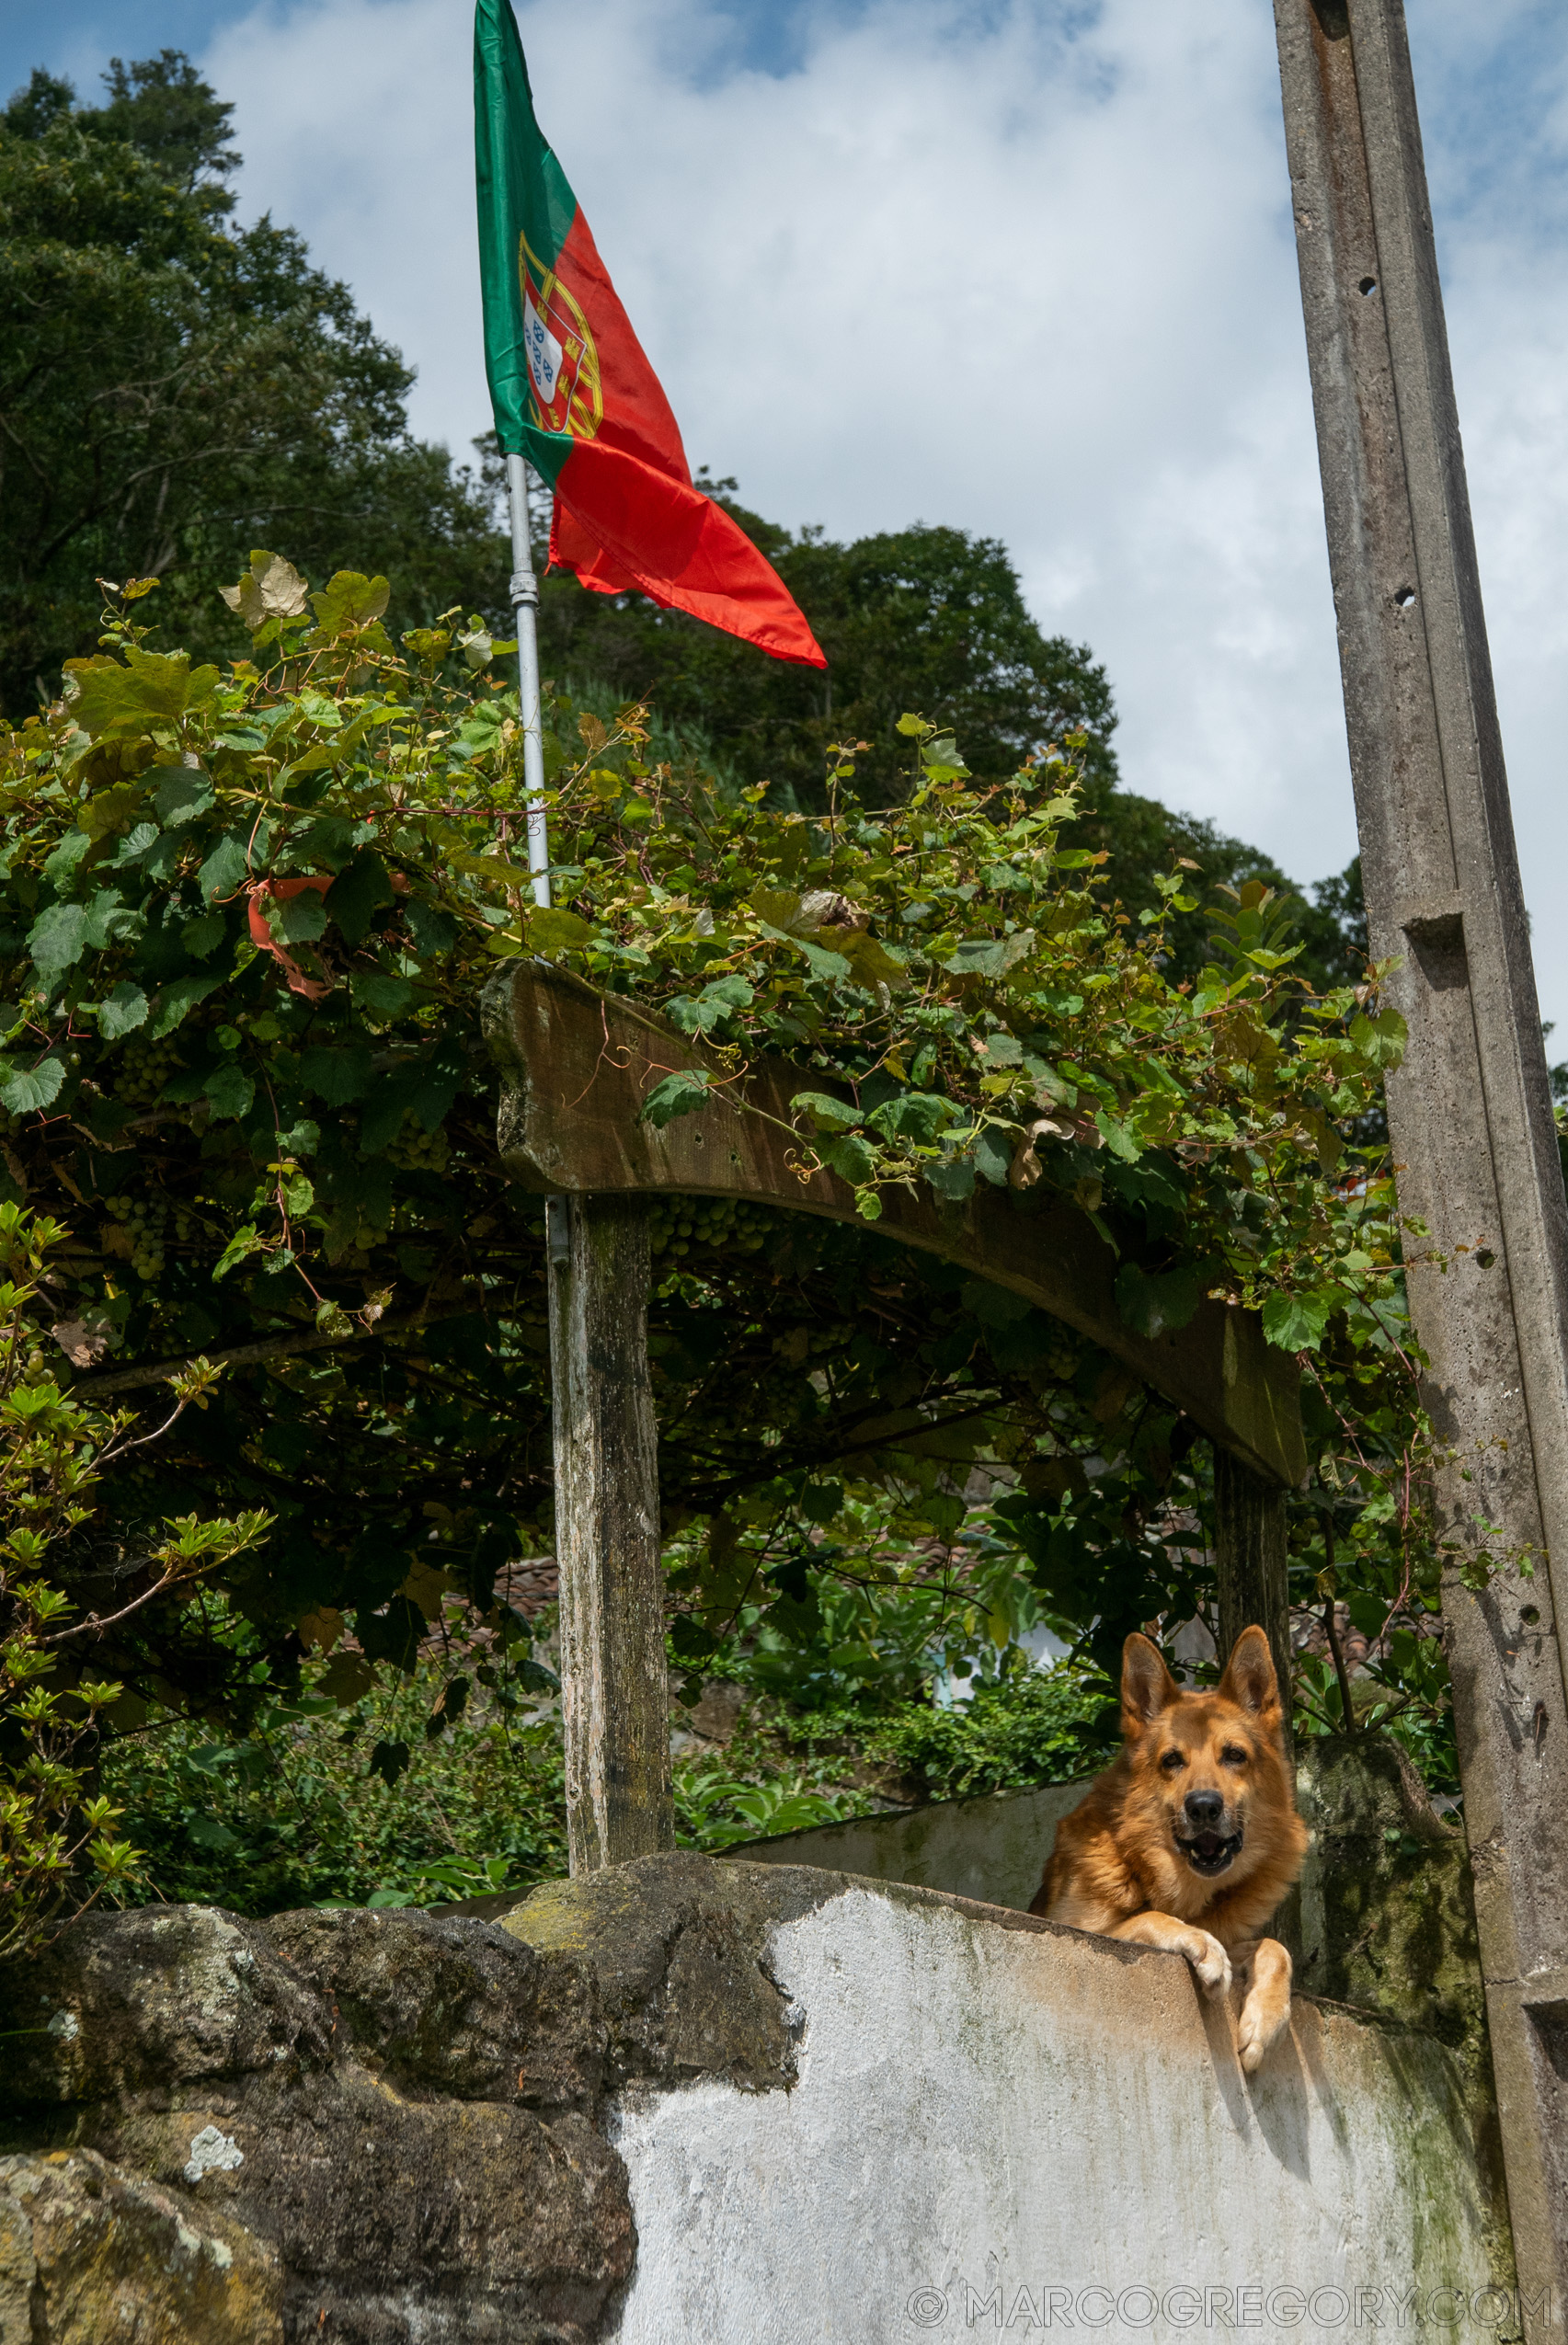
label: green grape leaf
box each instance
[325,852,395,946]
[300,1044,374,1104]
[972,1127,1013,1186]
[180,912,226,960]
[203,1065,255,1121]
[351,970,415,1022]
[1116,1262,1206,1340]
[77,783,147,842]
[405,898,457,956]
[198,833,249,904]
[309,571,391,640]
[280,893,328,944]
[359,1072,423,1156]
[186,1813,238,1851]
[791,1091,862,1132]
[358,1595,424,1676]
[212,1223,265,1281]
[97,983,148,1039]
[925,1156,977,1202]
[368,1736,412,1786]
[819,1133,876,1184]
[42,832,90,888]
[27,902,88,977]
[147,973,223,1038]
[0,1058,66,1115]
[145,765,214,827]
[1261,1287,1339,1352]
[943,929,1036,978]
[637,1070,710,1127]
[63,647,220,738]
[529,907,595,955]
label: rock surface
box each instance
[0,1900,631,2343]
[0,1856,845,2342]
[0,2146,281,2345]
[1292,1734,1487,2084]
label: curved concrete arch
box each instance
[482,961,1305,1486]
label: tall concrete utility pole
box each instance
[1274,1,1568,2325]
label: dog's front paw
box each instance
[1236,1987,1289,2072]
[1235,1941,1292,2072]
[1183,1929,1232,2000]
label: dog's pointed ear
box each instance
[1218,1624,1280,1718]
[1121,1633,1180,1731]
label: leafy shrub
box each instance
[856,1664,1116,1801]
[0,1207,264,1955]
[104,1608,567,1913]
[104,1605,876,1914]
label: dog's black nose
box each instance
[1185,1790,1224,1828]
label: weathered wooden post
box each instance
[546,1192,674,1874]
[1213,1451,1293,1760]
[1274,1,1568,2321]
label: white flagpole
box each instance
[506,450,552,910]
[507,452,571,1270]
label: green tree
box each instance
[4,51,242,211]
[1070,794,1365,993]
[0,53,507,715]
[532,465,1363,989]
[535,475,1119,805]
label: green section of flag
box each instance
[474,0,577,465]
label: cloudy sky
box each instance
[10,2,1568,1024]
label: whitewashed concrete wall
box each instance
[734,1779,1082,1911]
[605,1877,1509,2345]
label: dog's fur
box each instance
[1029,1625,1309,2073]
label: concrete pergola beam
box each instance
[484,960,1306,1490]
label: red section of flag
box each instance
[537,213,826,668]
[550,475,826,667]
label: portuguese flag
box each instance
[473,0,825,668]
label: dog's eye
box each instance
[1220,1744,1248,1767]
[1160,1749,1185,1773]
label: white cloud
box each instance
[203,0,1568,1027]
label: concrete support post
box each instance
[1212,1448,1293,1763]
[1274,0,1568,2322]
[547,1193,674,1874]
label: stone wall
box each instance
[0,1840,1513,2345]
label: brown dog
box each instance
[1030,1624,1308,2073]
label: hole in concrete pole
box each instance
[1358,276,1379,295]
[1523,1607,1542,1626]
[1395,587,1417,609]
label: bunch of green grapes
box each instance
[102,1191,169,1283]
[647,1195,771,1260]
[387,1120,451,1174]
[339,1204,394,1269]
[807,1321,854,1355]
[115,1034,184,1104]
